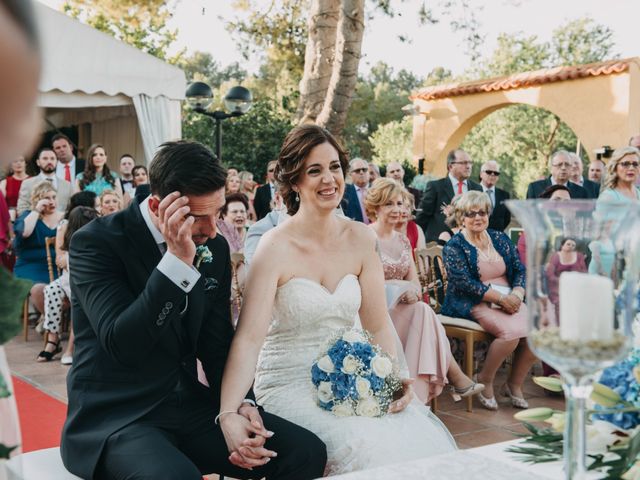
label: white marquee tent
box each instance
[35,3,186,166]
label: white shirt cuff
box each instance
[157,252,201,293]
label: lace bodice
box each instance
[380,235,412,281]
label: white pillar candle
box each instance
[559,271,614,342]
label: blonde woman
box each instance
[366,178,483,404]
[442,191,535,411]
[238,170,257,222]
[600,146,640,202]
[99,189,122,216]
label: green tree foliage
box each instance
[62,0,180,61]
[177,51,247,87]
[182,98,293,178]
[369,117,417,185]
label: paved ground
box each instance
[5,329,565,452]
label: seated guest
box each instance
[225,173,241,195]
[366,178,484,403]
[38,206,99,363]
[0,156,29,220]
[393,189,426,255]
[216,193,249,255]
[99,189,122,216]
[442,191,536,411]
[75,143,123,197]
[238,170,257,222]
[13,181,64,319]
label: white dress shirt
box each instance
[139,197,201,293]
[449,173,468,194]
[56,156,78,181]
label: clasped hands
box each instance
[219,404,277,470]
[497,289,523,314]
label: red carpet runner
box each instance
[12,376,67,453]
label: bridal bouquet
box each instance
[310,328,402,418]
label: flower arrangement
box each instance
[310,328,402,418]
[509,349,640,479]
[195,245,213,268]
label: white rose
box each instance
[332,402,354,417]
[355,376,372,399]
[342,329,365,343]
[318,381,334,403]
[355,397,381,417]
[317,355,335,373]
[371,355,393,379]
[341,354,360,374]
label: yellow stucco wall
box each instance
[412,60,640,176]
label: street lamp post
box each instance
[185,82,253,162]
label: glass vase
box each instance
[506,199,640,479]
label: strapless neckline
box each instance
[278,273,358,296]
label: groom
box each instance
[61,141,326,479]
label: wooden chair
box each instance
[43,236,70,347]
[416,243,494,412]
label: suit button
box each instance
[156,318,165,326]
[165,301,173,309]
[162,307,169,315]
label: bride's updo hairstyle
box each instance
[275,124,349,215]
[364,177,405,221]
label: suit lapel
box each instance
[442,178,455,203]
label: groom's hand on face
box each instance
[158,192,196,266]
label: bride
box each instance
[219,125,456,476]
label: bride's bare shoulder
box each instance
[340,217,377,250]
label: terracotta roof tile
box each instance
[412,58,636,101]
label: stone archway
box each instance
[410,58,640,175]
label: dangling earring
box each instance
[295,192,300,202]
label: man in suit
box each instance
[568,152,600,198]
[61,141,326,480]
[345,157,369,223]
[52,133,85,182]
[17,147,72,215]
[588,159,606,184]
[416,149,482,241]
[526,150,588,199]
[479,160,511,231]
[253,160,277,220]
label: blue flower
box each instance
[330,372,356,400]
[593,351,640,429]
[328,340,353,366]
[319,400,334,411]
[352,342,374,368]
[367,374,385,392]
[311,364,330,386]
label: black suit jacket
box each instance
[340,183,364,222]
[526,178,588,199]
[486,187,511,231]
[416,177,483,241]
[254,183,273,220]
[580,178,600,199]
[76,158,86,174]
[61,199,240,479]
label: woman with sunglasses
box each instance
[442,191,537,411]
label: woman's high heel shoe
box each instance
[500,384,529,409]
[449,382,485,402]
[36,340,61,362]
[477,392,498,411]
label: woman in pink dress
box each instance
[365,178,484,403]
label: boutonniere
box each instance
[195,245,213,269]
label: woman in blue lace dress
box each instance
[442,191,537,411]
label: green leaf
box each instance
[0,443,17,460]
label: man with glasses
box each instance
[341,158,368,222]
[254,160,278,220]
[416,149,482,241]
[385,160,422,205]
[479,160,511,231]
[526,150,588,199]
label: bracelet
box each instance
[512,290,524,301]
[214,410,237,425]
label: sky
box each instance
[36,0,640,79]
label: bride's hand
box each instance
[388,378,414,414]
[220,413,275,469]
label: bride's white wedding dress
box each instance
[254,273,456,476]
